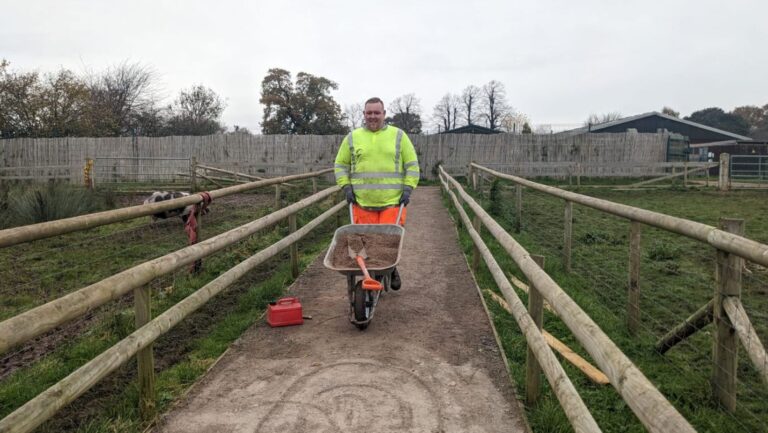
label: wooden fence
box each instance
[440,167,696,433]
[467,162,768,414]
[0,132,671,182]
[0,171,342,433]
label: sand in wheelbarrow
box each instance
[331,233,401,268]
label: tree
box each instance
[259,68,347,135]
[684,107,750,136]
[387,93,422,134]
[733,105,768,140]
[85,61,159,136]
[432,93,461,132]
[499,112,530,133]
[584,112,622,128]
[460,85,481,126]
[0,61,90,138]
[344,103,364,130]
[661,106,680,118]
[480,80,511,130]
[522,122,532,134]
[165,85,226,135]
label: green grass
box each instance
[0,180,339,431]
[444,180,768,433]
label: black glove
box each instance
[399,187,412,206]
[343,185,356,204]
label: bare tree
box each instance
[480,80,511,131]
[432,93,461,132]
[387,93,422,134]
[583,112,623,128]
[166,84,226,135]
[499,111,530,134]
[344,103,364,130]
[460,85,481,126]
[85,61,160,136]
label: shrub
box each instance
[2,183,110,228]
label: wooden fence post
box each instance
[289,214,299,278]
[712,218,743,412]
[312,177,318,194]
[134,285,155,419]
[337,191,345,227]
[526,254,546,405]
[628,221,642,335]
[576,163,581,187]
[684,161,689,187]
[472,215,482,272]
[189,157,198,192]
[718,153,730,191]
[274,184,282,210]
[563,201,572,273]
[515,184,522,233]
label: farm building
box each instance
[558,111,757,162]
[441,123,501,134]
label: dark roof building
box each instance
[441,124,501,135]
[558,111,752,144]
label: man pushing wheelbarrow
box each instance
[324,97,419,329]
[332,96,420,291]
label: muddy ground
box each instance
[155,186,529,433]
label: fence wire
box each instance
[468,178,768,433]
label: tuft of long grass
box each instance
[2,183,113,228]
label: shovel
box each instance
[347,234,383,291]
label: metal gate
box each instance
[730,155,768,183]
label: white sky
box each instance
[2,0,766,133]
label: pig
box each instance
[143,191,209,223]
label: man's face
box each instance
[364,102,385,131]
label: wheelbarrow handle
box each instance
[395,203,405,226]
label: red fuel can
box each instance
[267,297,304,327]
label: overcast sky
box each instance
[2,0,766,133]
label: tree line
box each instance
[0,59,230,139]
[4,59,768,139]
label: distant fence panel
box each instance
[0,132,670,182]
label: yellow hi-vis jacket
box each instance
[334,125,420,209]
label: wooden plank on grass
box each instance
[485,290,609,385]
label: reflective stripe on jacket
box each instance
[334,125,420,208]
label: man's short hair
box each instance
[365,97,384,107]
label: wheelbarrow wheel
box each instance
[353,280,369,330]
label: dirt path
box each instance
[155,186,529,433]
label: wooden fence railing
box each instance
[440,166,697,433]
[0,185,345,433]
[0,168,333,249]
[468,162,768,413]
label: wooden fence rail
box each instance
[0,185,340,355]
[0,168,333,249]
[0,200,346,433]
[439,172,602,433]
[470,163,768,268]
[441,166,697,433]
[470,162,768,412]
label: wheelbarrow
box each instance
[323,205,405,330]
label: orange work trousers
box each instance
[351,204,407,225]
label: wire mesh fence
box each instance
[467,176,768,432]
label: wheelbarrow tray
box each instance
[323,224,405,275]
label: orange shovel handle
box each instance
[355,256,383,291]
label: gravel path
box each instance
[155,186,529,433]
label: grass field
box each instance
[0,181,339,432]
[445,178,768,433]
